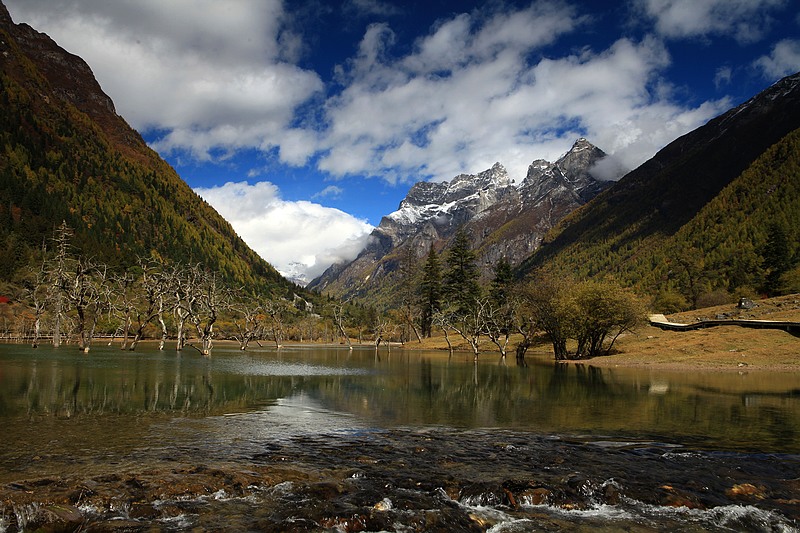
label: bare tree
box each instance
[230,298,265,350]
[67,258,111,352]
[23,258,50,348]
[370,312,392,352]
[111,271,137,350]
[184,266,227,356]
[395,243,423,343]
[47,221,73,347]
[435,299,485,361]
[332,302,352,350]
[482,297,515,360]
[128,259,168,351]
[432,309,455,356]
[171,264,196,351]
[264,298,292,349]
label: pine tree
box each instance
[763,221,792,295]
[443,229,481,315]
[490,256,514,302]
[418,246,442,337]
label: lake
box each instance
[1,342,798,531]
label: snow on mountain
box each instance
[307,138,611,298]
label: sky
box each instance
[5,0,800,283]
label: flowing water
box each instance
[0,342,798,531]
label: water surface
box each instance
[1,343,798,531]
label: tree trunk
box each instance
[515,340,530,366]
[32,315,41,348]
[121,313,131,350]
[175,311,188,351]
[441,326,454,357]
[157,299,168,351]
[52,292,62,348]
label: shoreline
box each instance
[7,295,798,372]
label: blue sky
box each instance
[6,0,800,282]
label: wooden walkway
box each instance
[649,314,800,337]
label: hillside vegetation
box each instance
[0,8,285,293]
[520,73,800,310]
[524,129,800,308]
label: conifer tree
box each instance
[419,246,442,337]
[490,256,514,302]
[763,221,792,295]
[443,229,481,315]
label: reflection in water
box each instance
[0,343,799,531]
[2,344,799,452]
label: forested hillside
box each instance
[520,72,800,310]
[0,4,284,292]
[520,129,800,309]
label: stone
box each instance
[738,297,757,309]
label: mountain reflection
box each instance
[1,344,799,453]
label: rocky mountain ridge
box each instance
[308,138,612,302]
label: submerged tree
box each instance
[68,258,111,352]
[22,257,50,348]
[47,221,74,348]
[127,258,170,351]
[332,302,352,350]
[230,299,265,351]
[188,267,227,356]
[264,298,292,349]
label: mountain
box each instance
[0,3,286,292]
[519,71,800,306]
[308,138,612,304]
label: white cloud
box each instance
[754,39,800,79]
[714,66,733,88]
[636,0,788,43]
[194,182,373,282]
[4,0,760,278]
[5,0,734,185]
[312,185,344,200]
[6,0,323,161]
[318,10,727,184]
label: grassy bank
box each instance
[402,294,800,371]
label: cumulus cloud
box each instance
[6,0,735,183]
[194,182,373,282]
[318,8,727,184]
[6,0,768,279]
[754,39,800,79]
[6,0,323,161]
[636,0,788,43]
